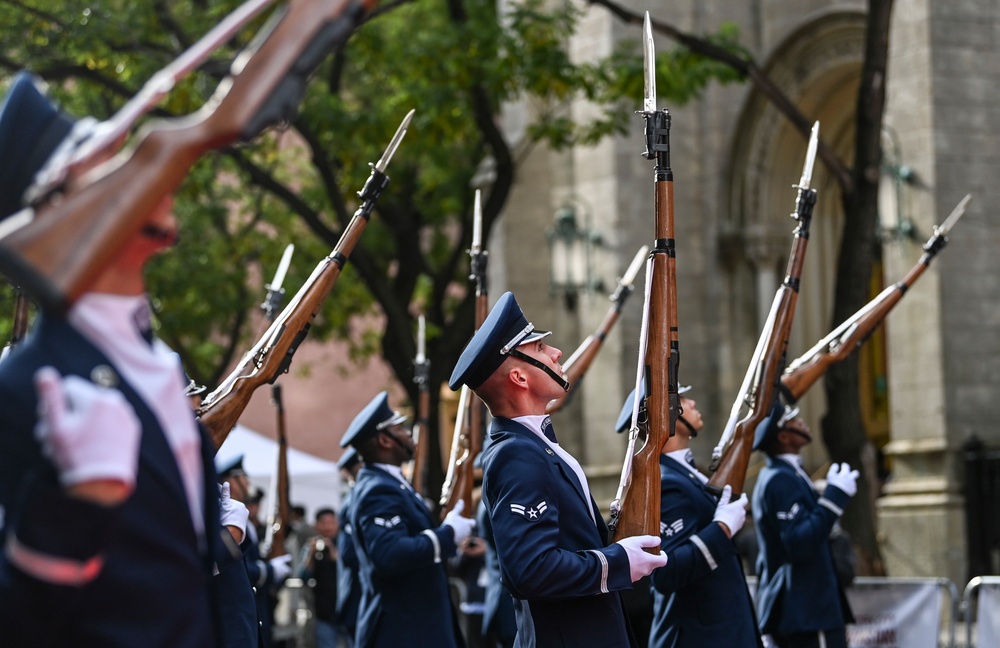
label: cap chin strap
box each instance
[380,429,414,459]
[678,415,697,438]
[509,349,570,392]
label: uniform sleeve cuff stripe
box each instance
[690,534,718,570]
[586,549,610,593]
[6,533,103,586]
[421,529,442,563]
[819,497,844,516]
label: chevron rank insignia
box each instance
[777,503,801,521]
[510,501,548,521]
[374,515,402,528]
[660,519,684,537]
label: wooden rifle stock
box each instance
[546,245,647,415]
[781,194,970,403]
[707,173,816,497]
[198,109,413,449]
[267,384,290,558]
[0,0,377,314]
[608,100,679,546]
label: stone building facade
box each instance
[492,0,999,589]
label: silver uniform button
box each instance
[90,364,119,388]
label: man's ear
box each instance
[506,365,528,390]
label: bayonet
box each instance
[643,12,656,113]
[261,243,294,321]
[375,109,415,174]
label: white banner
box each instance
[846,581,942,648]
[977,583,1000,647]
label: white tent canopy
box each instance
[216,424,343,522]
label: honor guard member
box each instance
[450,291,667,648]
[752,404,858,648]
[340,391,474,648]
[0,73,222,646]
[335,447,363,646]
[615,384,761,648]
[217,454,294,648]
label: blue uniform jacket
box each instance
[480,417,635,648]
[649,456,761,648]
[350,465,463,648]
[0,315,221,647]
[752,456,854,636]
[477,498,516,647]
[336,487,362,633]
[213,533,261,648]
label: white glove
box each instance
[218,482,249,537]
[826,462,860,497]
[442,499,476,545]
[269,554,292,582]
[33,366,141,489]
[614,534,667,582]
[712,485,748,537]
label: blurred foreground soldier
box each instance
[340,391,474,648]
[450,291,666,648]
[0,72,221,646]
[218,454,293,648]
[336,447,363,646]
[752,404,857,648]
[615,384,760,647]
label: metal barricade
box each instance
[747,576,959,647]
[961,575,1000,648]
[847,577,958,648]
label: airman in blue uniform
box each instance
[752,404,858,648]
[450,291,666,648]
[616,384,761,647]
[340,391,474,648]
[335,446,363,646]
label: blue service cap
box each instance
[339,391,408,449]
[336,446,361,471]
[0,72,77,220]
[216,454,246,481]
[752,401,800,451]
[449,292,552,391]
[615,381,692,433]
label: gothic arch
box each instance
[724,9,867,446]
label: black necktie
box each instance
[133,303,154,346]
[541,417,558,444]
[684,449,697,469]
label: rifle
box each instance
[28,0,281,203]
[0,0,378,315]
[780,194,971,403]
[439,189,488,518]
[546,245,648,414]
[408,314,432,498]
[608,13,680,547]
[265,383,291,559]
[198,109,414,449]
[706,122,820,497]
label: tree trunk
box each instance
[821,0,893,576]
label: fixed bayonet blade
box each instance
[472,189,483,252]
[798,121,819,191]
[643,12,656,113]
[620,245,650,287]
[936,193,971,236]
[416,314,426,364]
[375,109,415,173]
[269,243,294,292]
